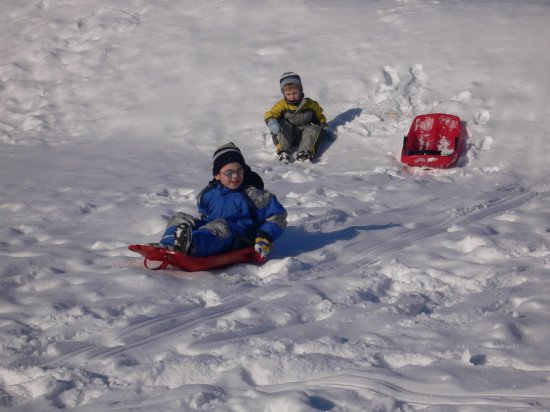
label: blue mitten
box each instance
[267,119,280,135]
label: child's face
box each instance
[283,84,301,103]
[215,162,244,189]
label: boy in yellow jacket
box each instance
[264,72,327,163]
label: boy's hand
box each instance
[253,237,272,261]
[267,119,280,135]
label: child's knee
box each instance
[166,212,197,228]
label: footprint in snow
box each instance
[478,136,493,151]
[474,110,490,125]
[451,90,473,103]
[382,65,400,88]
[404,64,428,112]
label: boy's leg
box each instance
[158,212,198,248]
[190,219,239,256]
[272,120,296,155]
[159,217,237,256]
[191,229,235,257]
[296,124,323,156]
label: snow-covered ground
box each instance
[1,1,550,410]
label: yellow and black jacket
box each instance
[264,97,327,128]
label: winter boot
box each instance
[174,223,192,254]
[148,242,175,250]
[296,150,313,162]
[278,151,290,164]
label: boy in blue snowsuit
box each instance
[158,142,287,260]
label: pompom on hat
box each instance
[212,142,246,175]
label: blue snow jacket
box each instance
[158,180,287,257]
[190,182,287,256]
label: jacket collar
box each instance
[212,181,244,193]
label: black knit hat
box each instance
[280,71,302,93]
[212,142,246,175]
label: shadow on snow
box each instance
[274,222,400,258]
[316,107,362,160]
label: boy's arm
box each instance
[256,197,288,242]
[257,210,287,242]
[316,104,327,127]
[245,187,287,242]
[196,182,216,218]
[264,100,286,123]
[308,99,327,127]
[253,204,287,261]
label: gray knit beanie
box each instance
[280,72,302,93]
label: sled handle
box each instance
[143,250,170,270]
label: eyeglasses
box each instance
[222,167,244,178]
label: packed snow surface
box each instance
[1,1,550,411]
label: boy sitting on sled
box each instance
[156,142,287,260]
[264,72,328,163]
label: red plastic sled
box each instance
[401,113,463,168]
[128,244,264,272]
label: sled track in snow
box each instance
[312,185,545,277]
[254,370,550,410]
[45,293,257,366]
[70,369,550,411]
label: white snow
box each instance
[1,0,550,411]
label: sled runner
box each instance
[128,244,265,272]
[401,113,463,168]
